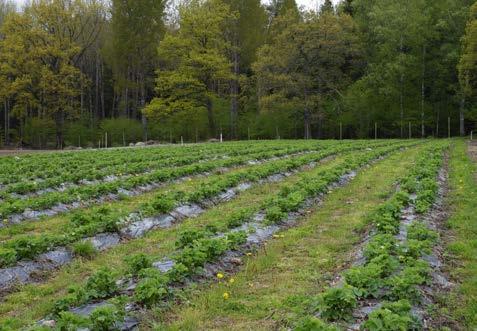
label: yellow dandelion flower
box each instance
[246,252,252,256]
[217,273,224,279]
[223,292,230,300]
[229,278,235,284]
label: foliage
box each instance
[124,253,152,276]
[72,241,97,259]
[85,268,118,299]
[317,285,358,321]
[361,300,421,331]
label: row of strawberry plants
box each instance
[0,142,322,197]
[37,143,413,330]
[292,143,446,330]
[0,140,320,185]
[0,143,358,221]
[0,142,379,268]
[0,141,321,192]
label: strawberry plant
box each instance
[85,268,118,299]
[318,285,358,321]
[361,300,421,331]
[124,253,152,276]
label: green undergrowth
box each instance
[142,144,426,330]
[440,140,477,328]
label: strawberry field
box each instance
[0,139,475,331]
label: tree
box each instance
[223,0,267,139]
[458,1,477,136]
[253,11,363,139]
[0,0,104,147]
[320,0,334,14]
[104,0,166,139]
[144,0,234,138]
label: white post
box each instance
[220,132,223,143]
[181,136,184,146]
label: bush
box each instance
[344,263,384,298]
[89,305,123,331]
[55,311,89,330]
[294,316,339,331]
[85,268,118,299]
[226,231,248,250]
[134,271,169,307]
[124,253,152,276]
[361,300,421,331]
[0,248,17,267]
[99,118,143,147]
[318,285,358,321]
[265,205,287,224]
[52,286,88,316]
[176,228,208,248]
[72,241,97,259]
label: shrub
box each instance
[226,231,248,250]
[361,300,421,331]
[294,316,339,331]
[387,266,427,302]
[149,195,175,214]
[134,271,169,307]
[344,263,384,298]
[265,205,287,224]
[124,253,152,276]
[52,286,88,316]
[318,285,358,321]
[89,305,124,331]
[176,228,208,248]
[166,263,189,282]
[363,234,397,260]
[85,268,117,299]
[0,248,17,267]
[72,241,97,259]
[55,311,89,330]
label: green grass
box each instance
[440,140,477,328]
[139,145,425,330]
[0,149,361,329]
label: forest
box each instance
[0,0,476,148]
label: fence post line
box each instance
[374,122,377,140]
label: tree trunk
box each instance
[421,45,426,138]
[55,110,64,149]
[400,34,404,138]
[140,73,148,142]
[304,108,311,139]
[3,100,8,145]
[460,95,465,137]
[207,97,216,138]
[230,47,239,140]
